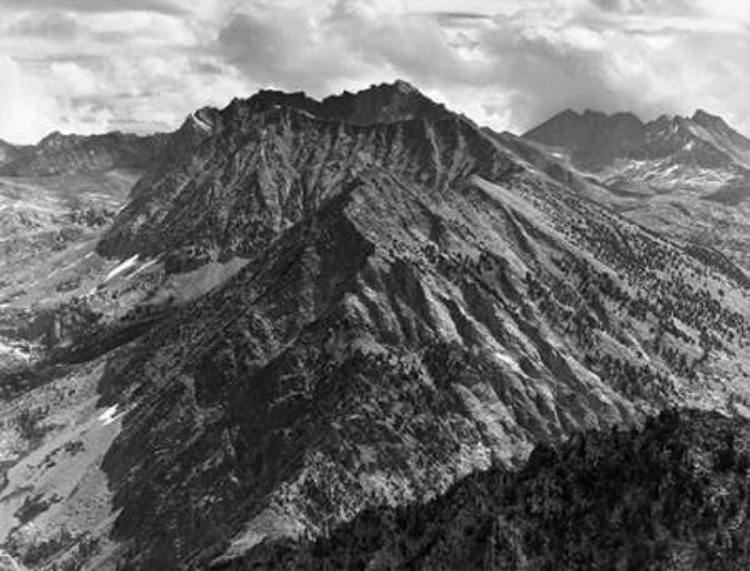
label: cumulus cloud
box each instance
[210,0,750,134]
[1,0,750,142]
[0,56,113,143]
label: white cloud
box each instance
[0,56,62,143]
[50,61,101,96]
[0,56,114,143]
[1,0,750,142]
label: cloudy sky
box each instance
[1,0,749,143]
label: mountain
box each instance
[0,131,167,177]
[236,80,455,127]
[252,409,750,570]
[523,109,750,271]
[524,108,750,172]
[524,109,647,170]
[0,82,748,570]
[0,138,24,167]
[0,128,170,342]
[96,80,460,264]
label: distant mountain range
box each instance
[526,108,750,170]
[0,130,166,177]
[0,82,747,570]
[520,108,750,272]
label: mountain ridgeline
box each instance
[524,108,750,172]
[0,81,747,570]
[0,130,167,177]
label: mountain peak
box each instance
[210,81,454,128]
[38,130,70,148]
[320,79,452,125]
[689,108,743,139]
[373,78,420,95]
[391,78,419,93]
[692,108,723,124]
[524,108,646,169]
[525,105,750,170]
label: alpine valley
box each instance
[0,81,748,570]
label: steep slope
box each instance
[255,409,750,570]
[0,83,748,570]
[523,109,750,271]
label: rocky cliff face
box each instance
[0,83,749,570]
[253,409,750,570]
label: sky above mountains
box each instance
[1,0,748,143]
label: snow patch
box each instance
[104,255,139,282]
[493,350,522,374]
[191,112,213,132]
[98,406,119,426]
[128,258,158,278]
[0,340,30,362]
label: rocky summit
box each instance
[0,81,748,570]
